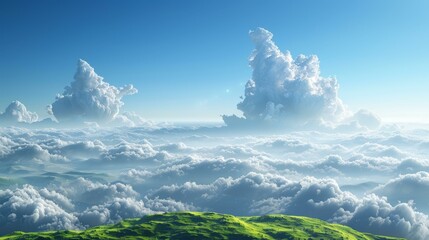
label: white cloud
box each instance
[223,28,346,128]
[0,185,80,234]
[0,101,38,124]
[373,172,429,213]
[348,109,382,130]
[347,194,429,239]
[61,177,139,206]
[50,59,137,124]
[78,197,152,227]
[0,177,192,233]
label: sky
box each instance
[1,0,429,122]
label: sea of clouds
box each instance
[1,28,428,240]
[1,127,429,239]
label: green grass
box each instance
[0,212,404,240]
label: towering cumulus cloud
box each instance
[0,101,38,124]
[50,60,137,124]
[223,28,346,128]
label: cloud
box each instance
[0,185,80,234]
[0,142,66,167]
[77,198,151,227]
[373,172,429,213]
[110,112,153,127]
[347,194,429,240]
[337,109,382,131]
[355,143,406,159]
[0,177,192,233]
[121,157,272,189]
[61,177,139,206]
[56,140,105,160]
[0,101,38,124]
[223,28,346,128]
[349,109,382,130]
[396,159,429,174]
[50,59,137,124]
[151,172,292,215]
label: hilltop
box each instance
[1,212,404,240]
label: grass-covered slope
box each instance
[1,212,404,240]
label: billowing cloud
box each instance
[373,172,429,213]
[50,59,137,124]
[0,101,38,124]
[0,185,80,234]
[338,109,382,131]
[223,28,346,128]
[0,177,191,234]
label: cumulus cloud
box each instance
[0,142,66,168]
[50,59,137,124]
[77,197,151,227]
[61,177,139,205]
[223,28,346,128]
[338,109,382,131]
[347,194,429,239]
[373,172,429,213]
[0,185,80,234]
[0,101,38,124]
[0,177,192,234]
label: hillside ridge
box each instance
[1,212,404,240]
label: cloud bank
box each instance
[49,59,137,124]
[1,126,429,239]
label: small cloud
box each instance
[0,101,38,124]
[49,59,137,125]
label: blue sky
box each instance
[1,0,428,122]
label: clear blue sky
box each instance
[1,0,428,122]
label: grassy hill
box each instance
[1,212,404,240]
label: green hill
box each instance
[1,212,404,240]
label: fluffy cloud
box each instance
[0,185,80,234]
[61,178,139,206]
[336,109,382,131]
[0,142,66,167]
[0,101,38,124]
[0,177,191,234]
[347,194,429,239]
[50,59,137,124]
[77,198,151,227]
[373,172,429,213]
[223,28,346,128]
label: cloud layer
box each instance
[50,59,137,124]
[1,126,429,239]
